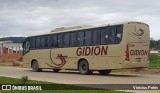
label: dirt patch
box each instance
[0,62,13,67]
[113,68,160,75]
[129,68,160,75]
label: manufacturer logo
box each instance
[47,54,68,68]
[132,25,144,36]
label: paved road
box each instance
[0,67,160,93]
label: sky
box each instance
[0,0,159,40]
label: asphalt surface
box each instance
[0,67,160,93]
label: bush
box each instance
[149,54,160,68]
[21,76,28,85]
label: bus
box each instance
[23,21,150,75]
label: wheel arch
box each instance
[31,59,37,68]
[77,58,89,70]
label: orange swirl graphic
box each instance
[46,49,68,68]
[132,25,144,36]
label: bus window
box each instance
[23,38,30,55]
[52,34,58,47]
[39,37,42,48]
[70,32,76,47]
[63,33,70,47]
[30,37,36,49]
[57,34,63,47]
[44,36,48,48]
[115,26,123,43]
[85,30,92,46]
[36,37,41,49]
[110,26,116,44]
[41,36,45,48]
[77,31,84,46]
[101,27,112,44]
[47,35,52,48]
[92,28,101,45]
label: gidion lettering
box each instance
[76,46,108,56]
[130,50,148,56]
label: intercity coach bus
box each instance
[23,21,150,75]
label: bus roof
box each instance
[28,21,148,37]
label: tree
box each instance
[150,38,160,50]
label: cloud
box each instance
[0,0,159,40]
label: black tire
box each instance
[53,69,60,73]
[31,60,42,72]
[78,60,93,75]
[98,70,112,75]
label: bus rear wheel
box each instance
[98,70,111,75]
[78,60,93,75]
[31,60,42,72]
[53,69,60,73]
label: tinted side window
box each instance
[36,37,41,49]
[52,34,58,47]
[47,35,52,48]
[93,28,101,45]
[44,36,48,48]
[101,27,111,44]
[30,37,35,49]
[57,34,63,47]
[116,25,123,43]
[23,38,30,55]
[85,30,92,46]
[101,26,116,44]
[77,31,84,46]
[110,26,116,44]
[70,32,76,46]
[40,37,43,48]
[28,25,123,49]
[63,33,70,47]
[41,36,45,48]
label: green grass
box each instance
[0,76,127,93]
[149,54,160,68]
[0,60,13,63]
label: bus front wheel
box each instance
[98,70,112,75]
[31,60,42,72]
[78,60,93,75]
